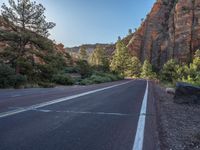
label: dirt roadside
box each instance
[153,83,200,150]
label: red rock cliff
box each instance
[128,0,200,68]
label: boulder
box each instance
[174,82,200,104]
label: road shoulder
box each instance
[154,83,200,150]
[142,81,160,150]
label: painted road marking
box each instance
[21,108,134,116]
[132,81,148,150]
[32,108,135,116]
[0,81,132,119]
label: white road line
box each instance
[0,81,132,119]
[33,109,133,116]
[132,81,149,150]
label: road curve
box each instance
[0,79,158,150]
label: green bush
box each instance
[160,59,180,83]
[37,64,56,82]
[0,64,27,88]
[64,67,79,73]
[179,50,200,86]
[76,60,92,78]
[141,60,157,79]
[79,78,95,85]
[181,74,200,86]
[52,74,75,85]
[80,72,123,85]
[38,82,55,88]
[12,74,27,88]
[160,51,200,86]
[90,74,112,83]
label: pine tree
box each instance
[110,41,131,75]
[125,57,142,77]
[141,60,156,79]
[89,46,109,71]
[79,47,88,61]
[1,0,55,37]
[1,0,55,74]
[128,29,132,35]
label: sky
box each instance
[0,0,155,47]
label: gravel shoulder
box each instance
[154,84,200,150]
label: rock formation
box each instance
[128,0,200,68]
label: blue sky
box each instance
[0,0,155,47]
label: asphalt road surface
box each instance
[0,79,158,150]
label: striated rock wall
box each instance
[128,0,200,68]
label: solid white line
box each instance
[0,81,132,119]
[132,81,149,150]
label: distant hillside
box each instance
[66,43,115,58]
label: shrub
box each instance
[52,74,75,85]
[76,60,92,78]
[64,67,79,73]
[160,59,180,83]
[181,75,200,86]
[36,64,56,82]
[90,74,112,83]
[12,74,27,88]
[0,64,27,88]
[180,50,200,86]
[38,82,55,88]
[0,64,15,88]
[80,78,95,85]
[80,72,123,85]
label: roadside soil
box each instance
[154,84,200,150]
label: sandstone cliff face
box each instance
[128,0,200,68]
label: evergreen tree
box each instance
[1,0,55,37]
[118,36,121,41]
[89,46,109,71]
[110,41,131,75]
[128,29,132,35]
[141,60,156,79]
[79,47,88,61]
[125,57,142,77]
[1,0,55,74]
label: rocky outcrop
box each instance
[174,82,200,104]
[128,0,200,68]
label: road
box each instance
[0,79,158,150]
